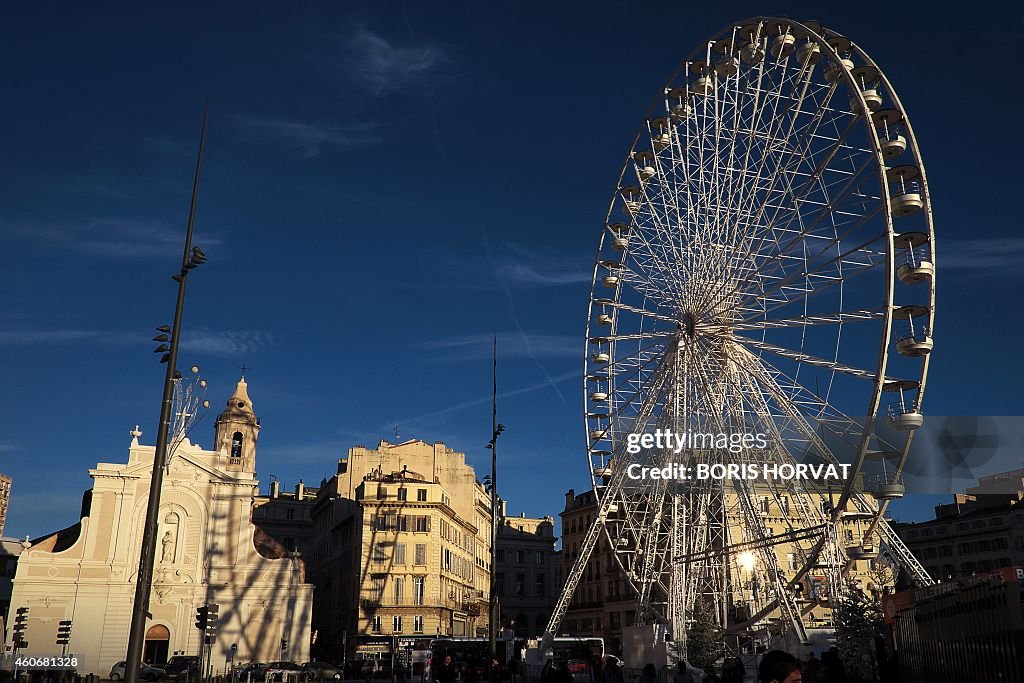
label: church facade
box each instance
[7,378,312,675]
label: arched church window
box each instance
[231,431,243,459]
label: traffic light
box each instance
[197,602,219,640]
[206,603,219,636]
[56,620,72,646]
[281,639,288,653]
[195,605,209,630]
[13,607,29,649]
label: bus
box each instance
[425,637,516,682]
[524,637,605,683]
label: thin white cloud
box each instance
[0,328,272,357]
[238,117,378,158]
[181,330,274,357]
[0,218,222,259]
[0,330,124,346]
[494,243,592,288]
[939,238,1024,271]
[416,332,579,362]
[342,27,449,96]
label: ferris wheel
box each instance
[545,17,936,654]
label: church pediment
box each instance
[111,448,235,482]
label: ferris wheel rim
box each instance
[579,15,936,626]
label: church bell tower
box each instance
[214,375,260,472]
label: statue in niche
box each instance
[161,530,176,563]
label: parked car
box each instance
[302,662,342,681]
[239,663,269,682]
[164,655,200,681]
[266,661,304,682]
[110,661,167,681]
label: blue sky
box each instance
[2,2,1022,539]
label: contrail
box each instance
[480,227,570,407]
[382,369,580,428]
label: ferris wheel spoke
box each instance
[697,102,878,318]
[730,333,881,381]
[730,307,885,331]
[710,222,887,323]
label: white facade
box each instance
[7,378,312,675]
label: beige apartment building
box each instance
[493,502,559,639]
[252,479,319,557]
[6,378,313,675]
[309,439,491,661]
[895,467,1024,580]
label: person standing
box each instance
[435,656,457,683]
[488,658,506,683]
[757,651,801,683]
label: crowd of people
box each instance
[607,646,848,683]
[430,646,847,683]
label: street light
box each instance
[124,107,211,683]
[487,338,506,658]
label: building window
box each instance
[759,497,770,514]
[284,537,295,551]
[516,550,525,564]
[515,573,525,596]
[373,544,386,563]
[535,551,544,564]
[415,516,430,533]
[398,488,408,502]
[496,573,505,597]
[414,615,424,633]
[286,509,295,520]
[397,515,408,532]
[395,544,407,565]
[393,615,403,633]
[414,576,425,605]
[535,574,546,596]
[231,432,243,459]
[415,544,427,565]
[372,615,381,632]
[418,489,428,502]
[497,549,506,562]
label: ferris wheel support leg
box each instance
[540,502,607,653]
[869,506,934,586]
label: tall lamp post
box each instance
[124,109,211,682]
[486,337,505,658]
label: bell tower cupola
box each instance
[214,375,260,472]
